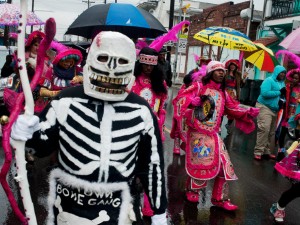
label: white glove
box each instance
[151,213,167,225]
[11,115,40,141]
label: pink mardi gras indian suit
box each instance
[0,1,55,224]
[181,79,259,205]
[170,65,207,153]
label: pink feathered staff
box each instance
[0,1,55,224]
[150,20,190,51]
[135,20,190,54]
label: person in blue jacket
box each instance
[254,65,286,160]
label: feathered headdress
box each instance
[50,41,82,66]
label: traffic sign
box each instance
[178,38,187,53]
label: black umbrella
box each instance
[65,3,167,39]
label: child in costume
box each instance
[11,31,167,225]
[277,69,300,159]
[24,31,50,81]
[35,47,83,114]
[182,61,259,211]
[170,56,211,155]
[271,104,300,222]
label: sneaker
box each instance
[268,154,276,160]
[173,147,180,155]
[254,154,262,160]
[270,203,285,222]
[186,191,199,203]
[211,199,238,211]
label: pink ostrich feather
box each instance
[191,65,207,81]
[135,39,148,56]
[150,20,190,52]
[0,18,56,225]
[193,53,200,63]
[136,39,148,50]
[276,50,300,68]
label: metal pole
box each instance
[173,0,183,84]
[176,11,187,84]
[167,0,175,62]
[241,0,253,79]
[31,0,34,32]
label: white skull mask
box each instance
[83,31,136,101]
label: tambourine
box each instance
[194,95,215,122]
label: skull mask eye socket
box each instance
[118,58,129,65]
[97,55,109,62]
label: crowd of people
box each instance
[0,21,299,225]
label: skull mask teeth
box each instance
[88,66,131,95]
[83,31,136,101]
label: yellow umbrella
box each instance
[193,26,257,52]
[244,43,279,72]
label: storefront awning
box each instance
[254,36,279,46]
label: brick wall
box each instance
[182,1,260,74]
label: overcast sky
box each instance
[12,0,264,41]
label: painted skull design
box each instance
[83,31,136,101]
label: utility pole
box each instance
[3,0,12,47]
[241,0,254,78]
[82,0,95,8]
[173,0,183,84]
[167,0,175,62]
[31,0,34,32]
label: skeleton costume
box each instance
[21,32,167,225]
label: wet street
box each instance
[1,86,300,225]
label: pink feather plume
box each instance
[149,20,190,52]
[192,53,200,63]
[191,65,207,81]
[50,41,68,54]
[276,50,300,68]
[136,39,148,50]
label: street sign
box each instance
[178,37,187,53]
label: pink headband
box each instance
[139,54,158,65]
